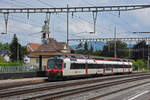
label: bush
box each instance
[0,56,5,63]
[132,59,147,71]
[0,61,23,66]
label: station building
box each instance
[27,38,71,70]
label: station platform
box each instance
[0,77,47,89]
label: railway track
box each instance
[24,75,150,100]
[0,72,150,99]
[88,81,150,100]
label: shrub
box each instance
[0,61,23,66]
[132,59,147,71]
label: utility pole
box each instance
[17,43,19,61]
[67,4,69,52]
[114,26,117,58]
[4,13,9,34]
[148,40,150,70]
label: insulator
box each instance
[118,11,120,17]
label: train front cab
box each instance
[46,59,63,80]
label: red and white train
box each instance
[46,54,132,80]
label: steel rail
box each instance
[26,75,150,100]
[0,73,147,98]
[88,81,150,100]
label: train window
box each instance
[105,64,111,68]
[125,65,131,68]
[88,64,104,69]
[105,64,112,70]
[70,63,86,69]
[113,64,123,68]
[47,59,62,69]
[88,64,92,69]
[104,64,131,68]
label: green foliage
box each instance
[0,55,23,66]
[0,56,5,62]
[92,50,101,56]
[100,40,129,58]
[89,44,93,55]
[84,42,88,51]
[10,34,19,61]
[10,34,27,61]
[0,61,23,66]
[131,41,148,60]
[0,42,10,51]
[132,59,147,71]
[76,42,82,49]
[73,42,101,56]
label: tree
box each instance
[0,42,10,51]
[131,41,148,60]
[89,44,93,55]
[10,34,19,61]
[100,40,129,58]
[10,34,27,61]
[19,46,28,61]
[76,42,82,49]
[83,42,89,54]
[84,42,88,50]
[132,59,147,71]
[92,50,101,56]
[0,56,5,62]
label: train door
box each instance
[85,63,88,75]
[62,60,71,76]
[112,65,114,74]
[103,64,106,75]
[105,64,112,74]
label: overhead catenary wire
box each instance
[0,0,148,44]
[36,0,55,7]
[84,1,134,36]
[12,0,133,40]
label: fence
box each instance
[0,65,39,73]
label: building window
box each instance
[36,58,39,64]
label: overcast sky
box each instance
[0,0,150,45]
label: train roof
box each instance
[49,53,131,62]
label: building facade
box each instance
[27,38,70,70]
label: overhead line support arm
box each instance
[69,37,150,42]
[0,5,149,13]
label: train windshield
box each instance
[47,59,62,69]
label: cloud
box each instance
[69,20,93,34]
[133,8,150,26]
[0,0,149,45]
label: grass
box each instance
[135,69,150,72]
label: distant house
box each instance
[27,43,41,52]
[25,43,41,64]
[0,50,10,62]
[27,38,71,69]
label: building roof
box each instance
[28,38,71,57]
[36,38,67,52]
[0,50,9,57]
[27,43,41,52]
